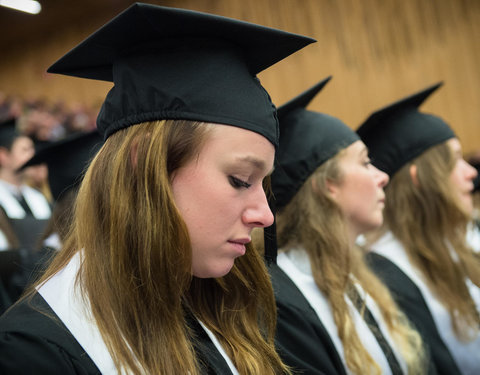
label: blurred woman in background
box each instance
[360,83,480,375]
[269,78,428,375]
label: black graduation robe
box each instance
[0,246,55,314]
[0,182,51,253]
[269,263,343,375]
[365,252,461,375]
[0,293,234,374]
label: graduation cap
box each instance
[264,78,359,264]
[47,3,316,147]
[0,117,19,149]
[357,82,455,177]
[272,77,360,209]
[20,131,103,201]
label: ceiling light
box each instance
[0,0,41,15]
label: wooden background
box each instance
[1,0,479,153]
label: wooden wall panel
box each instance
[1,0,479,152]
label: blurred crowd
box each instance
[0,91,101,313]
[0,91,98,143]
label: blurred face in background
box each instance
[448,138,477,215]
[327,140,389,241]
[2,136,34,171]
[0,136,35,185]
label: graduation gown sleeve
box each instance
[365,252,461,375]
[269,264,342,375]
[0,293,101,375]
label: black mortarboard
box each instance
[47,3,315,147]
[0,118,19,149]
[357,82,455,177]
[272,77,360,209]
[20,131,103,201]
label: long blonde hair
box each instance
[276,150,426,375]
[380,141,480,340]
[35,120,288,374]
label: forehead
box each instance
[446,137,461,151]
[341,140,366,159]
[202,124,275,169]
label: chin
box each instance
[462,203,474,216]
[193,263,235,279]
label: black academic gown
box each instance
[0,279,12,316]
[0,246,55,314]
[365,252,461,375]
[269,263,343,375]
[0,293,234,375]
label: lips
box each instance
[227,238,250,256]
[229,238,251,245]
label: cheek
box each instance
[449,170,464,192]
[351,179,380,215]
[172,172,233,235]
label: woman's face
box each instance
[2,136,35,174]
[171,124,275,278]
[448,138,477,215]
[327,140,389,241]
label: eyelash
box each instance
[229,176,252,189]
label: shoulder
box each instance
[365,252,419,297]
[268,264,346,375]
[0,293,100,375]
[364,253,461,375]
[269,263,312,309]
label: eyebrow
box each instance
[235,155,274,175]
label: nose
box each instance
[242,186,275,228]
[373,165,389,188]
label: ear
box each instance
[409,164,419,186]
[319,177,340,200]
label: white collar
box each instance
[278,248,407,375]
[38,252,238,374]
[0,181,51,219]
[37,252,119,374]
[0,229,9,251]
[466,221,480,253]
[371,231,480,374]
[43,232,62,250]
[197,321,239,375]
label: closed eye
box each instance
[229,176,252,189]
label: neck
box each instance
[347,225,362,249]
[0,169,22,187]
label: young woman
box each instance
[2,130,105,296]
[0,117,51,251]
[0,3,314,374]
[19,130,103,251]
[0,117,51,311]
[269,78,428,375]
[359,83,480,375]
